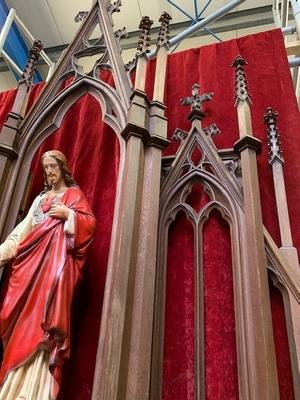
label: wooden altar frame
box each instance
[0,2,300,400]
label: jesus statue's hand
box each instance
[49,203,70,220]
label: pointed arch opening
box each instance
[0,92,123,400]
[163,210,195,400]
[202,209,239,400]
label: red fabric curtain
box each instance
[28,94,120,400]
[0,28,298,399]
[203,211,238,400]
[161,28,297,400]
[0,91,120,399]
[270,280,295,400]
[163,211,195,400]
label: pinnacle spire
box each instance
[231,55,252,107]
[157,12,172,46]
[136,16,153,56]
[21,40,43,86]
[264,107,284,165]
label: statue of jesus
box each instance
[0,150,96,399]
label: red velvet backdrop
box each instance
[29,95,120,400]
[159,28,298,400]
[0,91,120,399]
[203,211,239,400]
[0,28,299,399]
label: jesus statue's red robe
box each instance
[0,186,96,398]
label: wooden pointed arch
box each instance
[151,116,300,399]
[0,77,127,239]
[0,0,132,239]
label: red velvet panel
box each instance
[270,280,295,400]
[203,210,238,400]
[0,82,45,129]
[163,211,195,400]
[161,29,298,400]
[0,89,16,128]
[185,183,210,213]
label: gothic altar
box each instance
[0,1,299,399]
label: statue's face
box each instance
[42,155,63,188]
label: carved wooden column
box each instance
[264,107,300,397]
[92,16,155,400]
[126,13,171,400]
[232,56,280,400]
[0,40,42,198]
[264,107,299,270]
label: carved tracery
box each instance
[152,87,248,399]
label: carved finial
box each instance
[203,123,220,140]
[74,11,89,22]
[181,83,214,116]
[125,58,137,73]
[21,40,43,86]
[136,16,153,56]
[106,0,122,15]
[231,55,252,107]
[157,12,172,46]
[264,107,284,165]
[172,128,188,144]
[115,27,128,41]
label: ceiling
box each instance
[6,0,273,48]
[1,0,279,90]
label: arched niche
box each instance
[0,82,127,399]
[163,209,195,400]
[0,77,127,240]
[201,208,238,400]
[152,169,246,400]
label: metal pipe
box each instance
[170,24,222,54]
[168,0,246,48]
[14,13,54,67]
[289,56,300,67]
[194,0,199,18]
[204,26,222,41]
[167,0,195,21]
[291,0,300,28]
[282,25,297,34]
[0,8,16,52]
[272,0,282,28]
[1,49,23,75]
[197,0,214,19]
[166,0,222,46]
[281,0,289,28]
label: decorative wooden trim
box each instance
[234,134,262,154]
[92,133,146,400]
[264,107,299,275]
[232,55,280,399]
[151,91,251,400]
[20,1,132,137]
